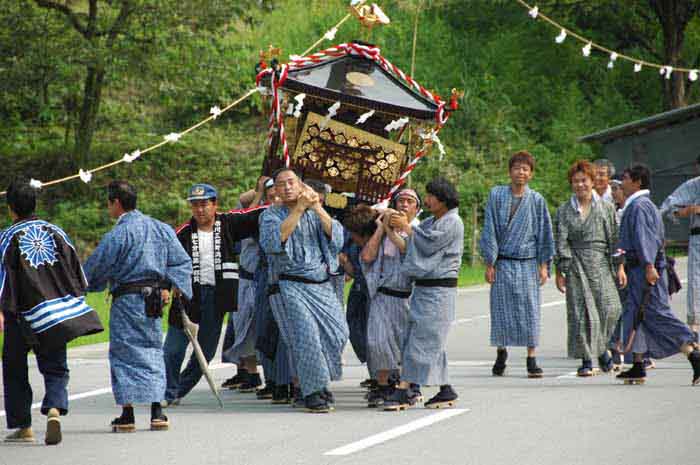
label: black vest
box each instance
[169,207,265,327]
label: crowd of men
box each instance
[2,150,700,446]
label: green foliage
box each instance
[1,0,699,261]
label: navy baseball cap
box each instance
[187,183,217,201]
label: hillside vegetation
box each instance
[2,0,699,259]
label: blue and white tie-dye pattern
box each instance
[401,208,464,386]
[225,238,260,361]
[361,238,411,377]
[84,210,192,405]
[480,186,554,347]
[260,206,348,397]
[660,177,700,325]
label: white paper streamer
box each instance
[78,169,92,184]
[355,110,375,125]
[123,149,141,163]
[385,117,409,132]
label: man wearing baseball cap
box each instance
[163,182,267,405]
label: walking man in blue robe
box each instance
[615,164,700,384]
[480,151,554,378]
[84,180,193,432]
[1,178,103,445]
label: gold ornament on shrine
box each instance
[351,3,391,30]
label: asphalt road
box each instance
[1,258,698,465]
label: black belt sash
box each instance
[279,274,329,285]
[497,255,536,261]
[239,268,255,281]
[691,227,700,236]
[112,279,166,299]
[414,278,458,288]
[378,287,412,299]
[267,284,280,296]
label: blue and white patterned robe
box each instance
[480,186,554,347]
[84,210,192,405]
[619,193,695,358]
[402,208,464,386]
[260,206,348,397]
[225,237,260,361]
[361,238,412,377]
[660,177,700,325]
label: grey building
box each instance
[580,103,700,244]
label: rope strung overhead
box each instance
[2,1,368,196]
[516,0,699,81]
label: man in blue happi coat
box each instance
[1,178,103,445]
[84,181,192,432]
[615,164,700,384]
[259,168,348,413]
[480,151,554,378]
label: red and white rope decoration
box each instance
[257,42,457,200]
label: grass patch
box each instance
[458,263,486,287]
[0,291,173,351]
[3,263,486,351]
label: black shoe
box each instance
[688,349,700,385]
[598,351,614,373]
[222,369,249,389]
[291,385,304,408]
[360,378,377,390]
[304,392,330,413]
[256,382,275,400]
[643,358,656,370]
[271,383,291,404]
[617,362,646,384]
[238,373,262,392]
[111,407,135,433]
[321,388,335,406]
[492,348,507,376]
[409,383,423,403]
[383,388,413,412]
[367,385,392,408]
[611,349,623,372]
[425,385,458,409]
[526,356,543,378]
[577,359,594,377]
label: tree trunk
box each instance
[74,64,105,167]
[654,0,693,110]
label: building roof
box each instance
[579,102,700,144]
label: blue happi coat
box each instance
[401,208,464,386]
[480,185,554,347]
[260,205,348,397]
[84,210,192,405]
[660,177,700,325]
[618,192,695,358]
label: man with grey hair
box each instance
[593,159,616,203]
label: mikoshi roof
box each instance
[258,41,451,122]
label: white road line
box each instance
[0,387,112,418]
[324,408,469,456]
[454,300,565,326]
[0,363,237,418]
[556,371,578,379]
[542,300,566,308]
